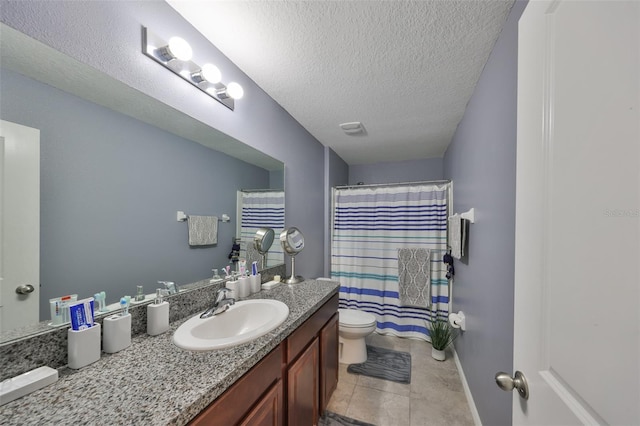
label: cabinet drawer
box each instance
[189,343,283,426]
[286,294,339,363]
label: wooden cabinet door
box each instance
[189,345,283,426]
[287,337,319,426]
[320,313,339,413]
[240,380,283,426]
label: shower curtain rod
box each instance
[334,179,451,190]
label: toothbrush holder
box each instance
[237,276,250,298]
[103,313,132,353]
[250,273,262,294]
[68,323,101,369]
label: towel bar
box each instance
[177,211,228,223]
[460,208,475,223]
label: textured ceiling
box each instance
[168,0,514,165]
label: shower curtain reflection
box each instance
[237,190,285,268]
[331,183,451,341]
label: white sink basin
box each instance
[173,299,289,351]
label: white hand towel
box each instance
[448,214,462,259]
[188,215,218,246]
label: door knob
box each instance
[15,284,35,295]
[495,370,529,400]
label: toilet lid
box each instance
[339,309,376,327]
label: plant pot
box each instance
[431,347,446,361]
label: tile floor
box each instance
[326,333,475,426]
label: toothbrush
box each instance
[252,261,258,276]
[94,293,101,312]
[120,297,129,316]
[100,291,107,312]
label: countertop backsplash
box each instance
[0,264,286,381]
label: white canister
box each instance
[237,276,250,298]
[225,279,238,299]
[68,323,101,369]
[250,273,262,294]
[103,313,132,354]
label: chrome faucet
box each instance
[201,287,235,319]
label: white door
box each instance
[509,1,640,424]
[0,120,40,332]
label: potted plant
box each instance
[428,316,457,361]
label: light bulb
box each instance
[167,37,192,61]
[191,64,221,84]
[201,64,221,84]
[226,82,244,100]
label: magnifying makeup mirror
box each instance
[280,227,304,284]
[254,227,275,269]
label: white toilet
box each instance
[338,308,377,364]
[315,278,377,364]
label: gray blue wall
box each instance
[0,0,326,280]
[442,1,527,425]
[349,157,443,185]
[1,69,269,318]
[324,147,349,276]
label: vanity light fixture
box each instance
[142,27,242,111]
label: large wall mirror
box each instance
[0,24,284,339]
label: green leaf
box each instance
[428,317,458,350]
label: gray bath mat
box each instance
[347,345,411,384]
[320,411,376,426]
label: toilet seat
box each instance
[339,309,376,328]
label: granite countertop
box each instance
[0,279,339,425]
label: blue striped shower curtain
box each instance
[331,184,450,341]
[238,190,285,267]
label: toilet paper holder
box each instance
[449,311,466,331]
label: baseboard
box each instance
[452,347,482,426]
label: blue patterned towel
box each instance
[397,248,431,308]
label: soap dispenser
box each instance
[147,289,169,336]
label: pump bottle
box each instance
[147,289,169,336]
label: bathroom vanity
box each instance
[190,292,338,425]
[0,279,339,425]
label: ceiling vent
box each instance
[339,122,366,135]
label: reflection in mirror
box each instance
[0,25,284,339]
[237,190,285,269]
[253,228,275,270]
[280,227,305,284]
